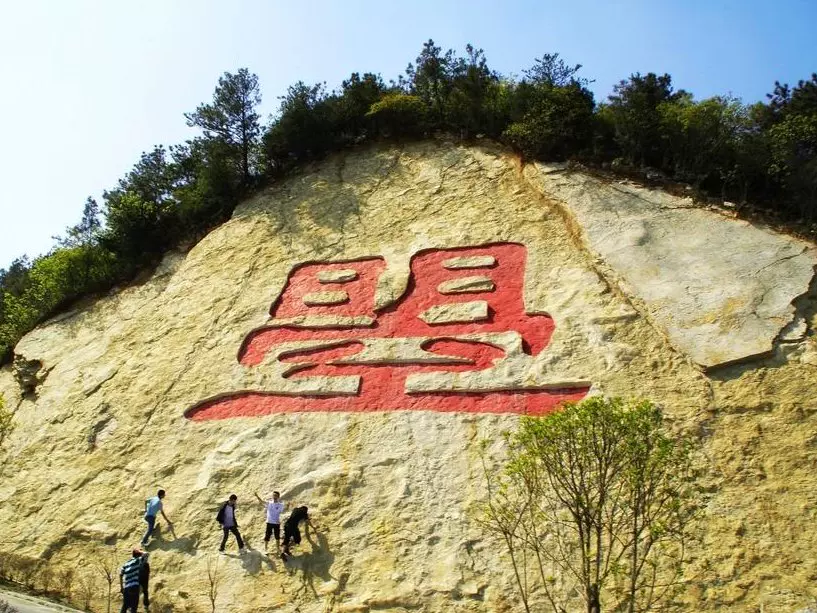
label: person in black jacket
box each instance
[138,552,150,612]
[216,494,246,553]
[281,505,314,560]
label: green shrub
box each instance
[366,94,428,138]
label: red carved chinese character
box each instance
[186,243,589,420]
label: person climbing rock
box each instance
[281,505,314,561]
[217,494,246,553]
[255,490,284,551]
[119,548,146,613]
[142,489,173,546]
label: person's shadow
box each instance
[147,524,199,555]
[221,547,277,574]
[285,525,336,598]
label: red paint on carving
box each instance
[269,258,387,321]
[279,341,365,370]
[187,388,588,420]
[241,244,552,364]
[187,244,589,420]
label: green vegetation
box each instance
[0,394,14,451]
[480,397,699,612]
[1,41,815,362]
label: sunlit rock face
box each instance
[2,140,817,613]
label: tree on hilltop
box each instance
[186,68,262,187]
[524,52,591,88]
[607,72,687,168]
[406,39,456,125]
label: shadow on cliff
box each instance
[220,548,278,574]
[285,526,336,598]
[147,525,199,555]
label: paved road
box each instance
[0,589,82,613]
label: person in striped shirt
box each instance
[119,549,146,613]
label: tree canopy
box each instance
[1,44,815,363]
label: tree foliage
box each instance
[0,394,14,451]
[185,68,262,186]
[480,397,700,613]
[366,94,428,138]
[1,47,815,364]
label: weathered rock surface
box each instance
[1,140,816,613]
[525,163,817,369]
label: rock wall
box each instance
[1,140,816,612]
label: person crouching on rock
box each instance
[119,548,146,613]
[281,505,314,560]
[217,494,246,553]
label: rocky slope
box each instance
[2,140,817,612]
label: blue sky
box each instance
[1,0,815,267]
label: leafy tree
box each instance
[760,74,817,219]
[769,113,817,219]
[332,72,386,143]
[607,73,686,168]
[102,191,176,262]
[172,138,241,235]
[730,105,773,204]
[503,81,595,160]
[481,397,699,613]
[366,94,428,138]
[446,45,500,137]
[524,52,591,88]
[503,53,595,160]
[658,95,751,191]
[766,73,817,121]
[55,197,107,287]
[406,39,455,125]
[185,68,262,186]
[0,257,32,298]
[118,146,178,206]
[0,258,32,362]
[58,197,101,249]
[263,81,330,173]
[102,146,179,262]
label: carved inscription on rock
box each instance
[186,243,590,419]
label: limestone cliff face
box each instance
[1,140,817,612]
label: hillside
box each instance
[2,140,817,612]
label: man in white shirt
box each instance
[255,490,284,551]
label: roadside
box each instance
[0,588,83,613]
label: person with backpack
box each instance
[141,489,173,547]
[255,490,284,551]
[216,494,246,553]
[281,505,314,561]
